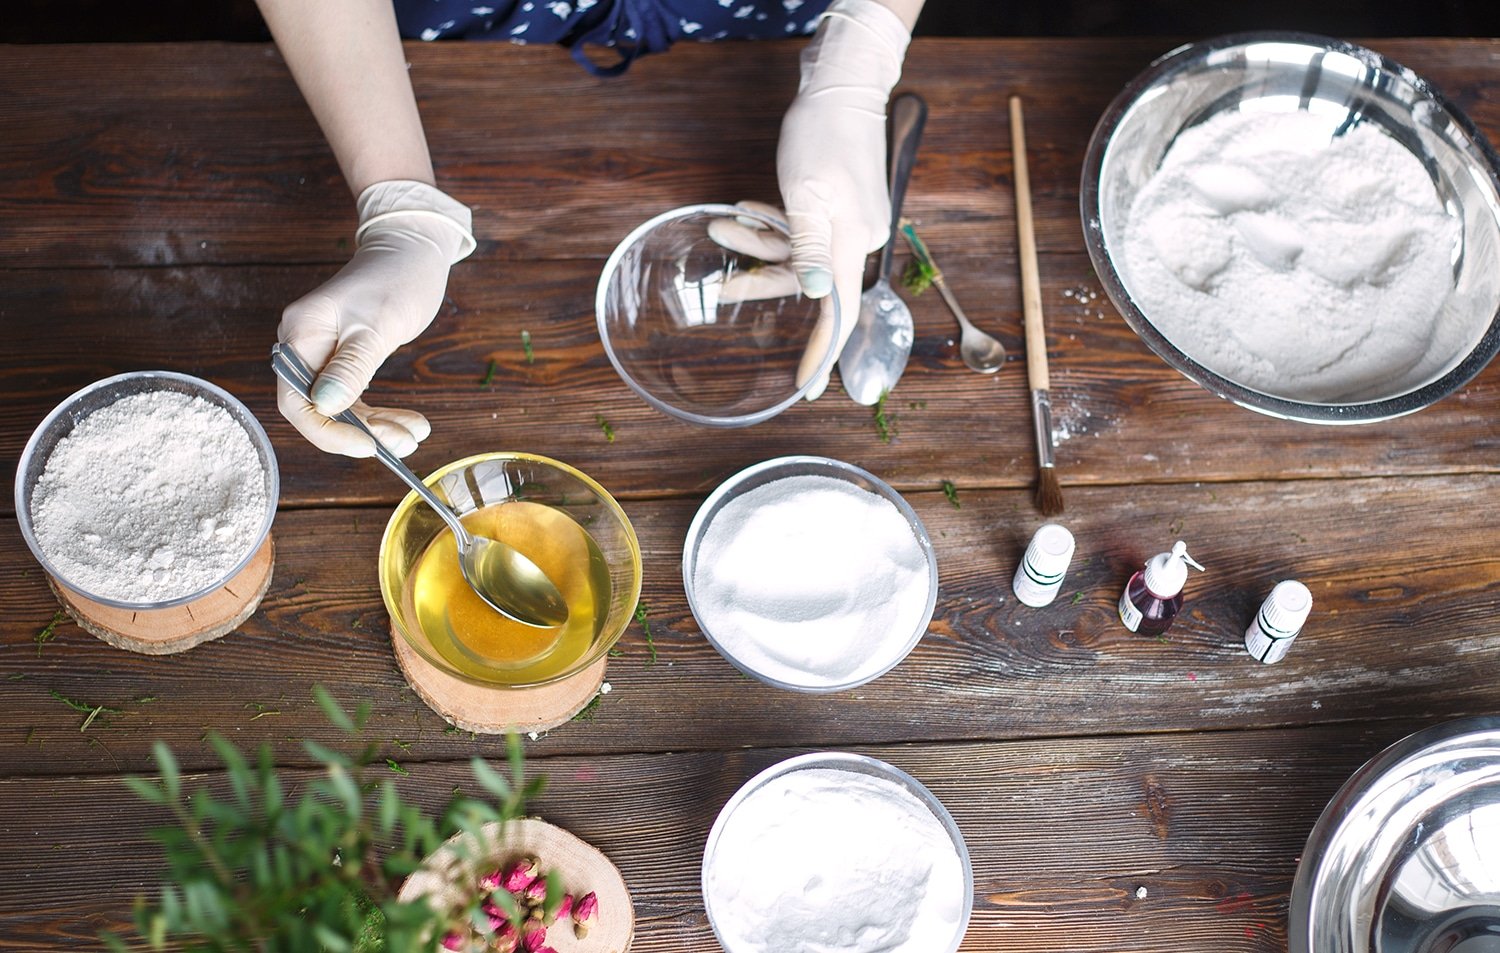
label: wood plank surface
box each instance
[5,473,1498,775]
[0,725,1428,951]
[4,259,1498,513]
[2,39,1496,268]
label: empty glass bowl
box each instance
[378,452,642,689]
[595,204,840,427]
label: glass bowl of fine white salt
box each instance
[702,751,973,953]
[682,455,938,693]
[15,371,279,609]
[1082,32,1500,423]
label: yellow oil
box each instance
[402,500,610,684]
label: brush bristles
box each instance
[1035,467,1065,517]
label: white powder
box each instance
[705,767,966,953]
[1119,109,1461,401]
[29,390,270,604]
[692,474,931,689]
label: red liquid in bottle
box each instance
[1122,570,1183,636]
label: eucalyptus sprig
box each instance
[104,686,546,953]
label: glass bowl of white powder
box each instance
[15,371,279,609]
[702,751,973,953]
[1082,32,1500,423]
[682,455,938,693]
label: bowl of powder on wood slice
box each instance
[16,371,278,609]
[682,455,938,693]
[1082,32,1500,423]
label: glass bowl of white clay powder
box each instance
[682,455,938,693]
[702,751,973,953]
[1082,32,1500,423]
[15,371,279,609]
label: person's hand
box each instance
[776,0,913,399]
[277,180,475,457]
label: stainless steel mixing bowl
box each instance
[1082,33,1500,423]
[1290,717,1500,953]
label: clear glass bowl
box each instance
[681,455,938,693]
[1082,32,1500,423]
[378,452,642,689]
[595,204,840,427]
[702,751,974,953]
[14,371,279,609]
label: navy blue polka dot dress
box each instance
[394,0,834,75]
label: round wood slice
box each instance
[391,623,607,734]
[47,535,275,655]
[398,817,634,953]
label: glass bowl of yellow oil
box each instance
[379,453,642,688]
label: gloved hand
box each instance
[776,0,913,400]
[276,180,476,457]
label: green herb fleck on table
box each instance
[873,390,896,443]
[908,399,927,410]
[596,413,616,443]
[25,727,41,746]
[135,695,159,705]
[385,758,410,776]
[634,601,658,666]
[8,673,26,682]
[480,358,498,387]
[521,329,534,364]
[34,610,66,657]
[941,480,960,509]
[572,693,604,722]
[49,689,119,732]
[900,257,936,296]
[244,702,280,722]
[391,739,413,753]
[607,647,623,658]
[1154,634,1169,644]
[1070,591,1084,606]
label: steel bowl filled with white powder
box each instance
[683,456,938,692]
[702,752,973,953]
[1083,32,1500,423]
[16,371,279,608]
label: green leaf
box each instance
[506,732,525,788]
[122,775,167,806]
[152,741,181,802]
[312,923,353,953]
[378,780,399,835]
[544,872,565,919]
[487,888,520,921]
[313,685,357,734]
[469,756,511,800]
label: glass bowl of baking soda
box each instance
[702,751,973,953]
[15,371,279,609]
[1083,32,1500,423]
[682,455,939,693]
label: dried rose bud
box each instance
[493,929,518,953]
[441,932,465,951]
[545,893,574,926]
[501,858,540,894]
[482,898,504,919]
[479,868,504,891]
[485,912,506,934]
[572,892,598,924]
[522,875,549,904]
[496,922,517,943]
[520,922,548,953]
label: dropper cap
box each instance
[1141,541,1205,598]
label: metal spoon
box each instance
[270,343,568,629]
[838,91,928,406]
[900,221,1006,373]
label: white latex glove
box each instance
[277,180,476,457]
[777,0,912,400]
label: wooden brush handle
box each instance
[1010,95,1049,393]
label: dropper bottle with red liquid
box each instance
[1118,541,1205,636]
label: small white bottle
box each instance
[1245,580,1312,664]
[1013,523,1075,607]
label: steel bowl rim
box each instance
[681,454,939,693]
[14,370,280,609]
[1080,30,1500,424]
[595,203,842,428]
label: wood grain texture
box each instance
[1,40,1496,268]
[4,473,1498,775]
[3,259,1498,512]
[0,725,1431,950]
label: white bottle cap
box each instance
[1013,523,1075,607]
[1141,541,1205,598]
[1246,580,1312,663]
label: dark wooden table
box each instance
[2,36,1499,951]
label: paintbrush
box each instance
[1009,94,1064,517]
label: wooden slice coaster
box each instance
[47,535,275,655]
[391,623,607,735]
[399,817,634,953]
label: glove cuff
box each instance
[355,180,478,264]
[806,0,912,94]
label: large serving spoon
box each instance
[839,91,929,406]
[271,343,568,629]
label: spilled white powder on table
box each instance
[30,390,269,603]
[705,768,966,953]
[692,474,931,689]
[1119,109,1461,401]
